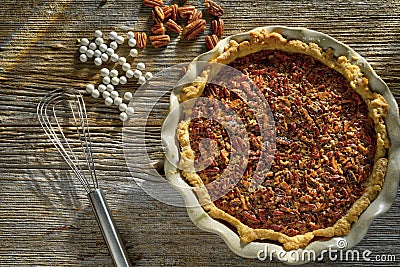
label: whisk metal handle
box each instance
[88,189,132,267]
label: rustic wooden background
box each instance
[0,0,399,266]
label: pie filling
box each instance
[177,30,389,250]
[188,50,376,237]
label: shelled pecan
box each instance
[151,23,166,35]
[143,0,163,8]
[178,5,196,19]
[188,9,203,24]
[166,19,182,34]
[149,34,170,48]
[211,18,224,37]
[170,4,178,21]
[204,0,224,17]
[183,19,206,39]
[152,6,165,23]
[205,34,219,50]
[134,32,148,48]
[162,5,172,19]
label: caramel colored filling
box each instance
[187,50,376,237]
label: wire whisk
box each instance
[37,88,132,267]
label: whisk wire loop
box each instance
[37,89,97,193]
[37,89,132,267]
[69,92,98,190]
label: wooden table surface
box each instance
[1,0,399,266]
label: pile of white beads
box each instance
[79,30,153,121]
[79,30,110,66]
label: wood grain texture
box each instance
[0,0,399,266]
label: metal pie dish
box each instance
[162,26,400,264]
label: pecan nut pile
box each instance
[142,0,225,49]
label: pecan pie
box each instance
[177,30,390,250]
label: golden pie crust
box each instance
[177,30,390,250]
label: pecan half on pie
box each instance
[176,30,390,250]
